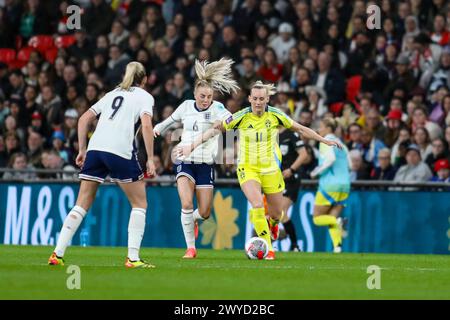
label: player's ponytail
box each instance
[251,81,277,96]
[194,58,240,94]
[119,62,146,90]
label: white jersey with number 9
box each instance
[87,86,154,160]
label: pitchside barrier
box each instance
[0,172,449,254]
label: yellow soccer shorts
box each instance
[237,165,285,194]
[314,189,349,206]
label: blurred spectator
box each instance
[370,148,398,180]
[26,129,43,168]
[2,152,35,180]
[384,109,404,148]
[44,149,76,180]
[269,22,296,64]
[312,52,345,104]
[360,128,386,168]
[425,137,449,170]
[394,144,433,183]
[411,105,442,140]
[82,0,114,38]
[413,127,433,159]
[430,158,450,182]
[258,47,283,83]
[349,149,370,181]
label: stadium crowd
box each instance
[0,0,449,184]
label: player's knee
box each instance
[181,202,194,211]
[199,208,211,220]
[250,201,264,210]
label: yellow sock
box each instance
[269,211,284,227]
[313,215,342,248]
[250,207,273,251]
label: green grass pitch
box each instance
[0,245,449,299]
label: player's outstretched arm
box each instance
[141,113,156,177]
[76,109,97,168]
[178,120,224,158]
[290,122,342,149]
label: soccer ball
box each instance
[245,237,269,260]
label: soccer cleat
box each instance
[182,248,197,259]
[337,217,349,238]
[125,258,156,268]
[48,252,64,266]
[290,245,301,252]
[265,251,275,260]
[333,246,342,253]
[194,221,199,240]
[267,218,280,241]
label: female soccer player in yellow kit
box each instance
[179,81,341,260]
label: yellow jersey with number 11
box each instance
[222,106,294,173]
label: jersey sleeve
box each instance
[214,102,232,121]
[90,94,107,116]
[270,107,294,129]
[222,107,250,130]
[170,101,187,122]
[139,92,154,117]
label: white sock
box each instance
[128,208,146,261]
[181,209,195,249]
[55,206,87,257]
[193,208,205,222]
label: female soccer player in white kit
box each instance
[154,58,239,258]
[48,62,157,268]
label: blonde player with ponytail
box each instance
[49,62,157,268]
[154,58,239,258]
[181,81,342,260]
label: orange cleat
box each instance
[183,248,197,259]
[267,218,280,241]
[265,251,275,260]
[48,252,64,266]
[194,221,199,240]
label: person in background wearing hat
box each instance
[269,22,296,64]
[384,109,404,147]
[394,143,433,183]
[29,110,49,140]
[430,158,450,183]
[63,108,79,146]
[51,130,69,164]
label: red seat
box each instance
[17,46,35,61]
[54,35,76,48]
[45,47,59,64]
[28,35,55,54]
[0,49,16,63]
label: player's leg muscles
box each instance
[54,180,99,257]
[76,179,100,210]
[119,180,148,261]
[196,188,214,219]
[177,176,195,210]
[266,192,284,220]
[242,180,273,250]
[119,180,147,209]
[177,177,196,250]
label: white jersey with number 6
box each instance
[87,86,154,160]
[156,100,231,164]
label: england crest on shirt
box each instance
[204,112,211,121]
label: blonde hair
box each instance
[251,80,277,96]
[194,58,239,94]
[118,62,146,90]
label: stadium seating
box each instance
[54,35,76,49]
[28,35,55,54]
